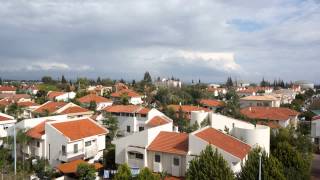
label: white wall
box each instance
[55,92,76,101]
[130,97,143,105]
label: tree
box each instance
[177,107,187,132]
[16,129,32,171]
[88,101,97,111]
[114,163,132,180]
[120,94,130,105]
[136,167,160,180]
[41,76,54,84]
[97,77,102,84]
[102,113,119,147]
[76,163,96,180]
[33,158,54,179]
[237,148,285,180]
[6,103,23,120]
[186,145,234,180]
[226,77,233,87]
[143,71,152,84]
[61,75,67,84]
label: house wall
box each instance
[129,97,143,105]
[55,92,76,101]
[96,102,113,111]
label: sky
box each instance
[0,0,319,83]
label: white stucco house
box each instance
[0,113,16,146]
[110,89,144,105]
[78,94,113,111]
[240,95,281,108]
[47,91,76,102]
[10,115,108,167]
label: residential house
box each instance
[78,94,113,111]
[0,86,16,94]
[235,80,250,88]
[32,101,93,118]
[87,85,112,96]
[167,105,210,120]
[236,86,273,97]
[0,113,16,146]
[206,87,227,97]
[110,89,144,105]
[14,116,108,167]
[270,89,297,104]
[47,91,76,102]
[155,78,182,88]
[240,107,300,128]
[294,80,314,90]
[312,115,320,151]
[240,95,280,108]
[199,99,224,111]
[103,105,172,136]
[114,82,129,92]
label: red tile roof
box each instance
[168,105,210,113]
[33,101,67,114]
[146,116,170,127]
[240,107,299,121]
[147,132,188,155]
[56,159,103,174]
[17,101,39,107]
[312,115,320,121]
[78,94,112,104]
[195,127,251,159]
[0,99,11,106]
[199,99,224,107]
[104,105,150,115]
[0,86,16,91]
[59,106,91,115]
[47,91,65,99]
[51,119,108,141]
[0,94,31,101]
[0,114,13,121]
[110,89,141,98]
[26,120,53,139]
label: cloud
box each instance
[26,62,70,71]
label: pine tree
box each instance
[143,71,152,83]
[187,145,234,180]
[61,75,67,84]
[226,77,233,87]
[97,77,102,84]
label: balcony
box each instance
[59,150,85,162]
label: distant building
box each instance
[240,95,280,108]
[77,94,113,111]
[87,85,112,96]
[167,105,211,120]
[0,86,16,94]
[236,86,273,97]
[47,91,76,102]
[110,89,144,105]
[206,87,227,97]
[199,99,224,111]
[155,78,182,88]
[240,107,300,128]
[294,80,314,90]
[235,80,250,88]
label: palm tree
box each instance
[16,129,32,171]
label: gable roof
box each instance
[33,101,68,114]
[199,99,224,107]
[78,94,112,104]
[240,107,299,121]
[195,127,251,159]
[240,95,278,101]
[47,91,65,99]
[104,105,150,115]
[312,115,320,121]
[147,132,188,155]
[51,119,108,141]
[59,106,91,115]
[110,89,141,98]
[0,113,13,121]
[17,101,39,107]
[56,159,103,174]
[26,120,53,139]
[168,105,210,113]
[0,86,16,91]
[146,116,171,127]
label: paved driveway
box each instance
[312,154,320,180]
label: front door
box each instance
[171,156,181,177]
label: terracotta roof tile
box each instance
[17,101,39,107]
[51,119,108,141]
[0,86,16,91]
[78,94,112,104]
[59,106,91,115]
[168,105,210,113]
[26,120,54,139]
[111,89,141,98]
[147,116,170,127]
[240,107,299,121]
[56,159,103,174]
[147,132,188,155]
[104,105,150,115]
[33,101,68,114]
[200,99,224,107]
[0,114,13,121]
[195,127,251,159]
[47,91,65,99]
[240,95,278,101]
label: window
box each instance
[139,126,144,132]
[155,154,161,163]
[128,152,135,159]
[36,141,40,148]
[173,157,179,166]
[136,153,143,159]
[315,138,320,145]
[62,145,66,156]
[85,141,92,147]
[74,144,78,153]
[127,126,131,133]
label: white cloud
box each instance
[177,50,241,72]
[26,62,70,71]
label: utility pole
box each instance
[13,126,17,176]
[259,152,262,180]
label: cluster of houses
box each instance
[0,79,318,179]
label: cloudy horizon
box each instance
[0,0,319,83]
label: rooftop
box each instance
[168,105,210,113]
[33,101,68,114]
[59,106,91,115]
[199,99,224,107]
[56,159,103,174]
[147,131,189,155]
[146,116,171,127]
[240,95,278,101]
[110,89,141,98]
[78,94,112,103]
[104,105,150,115]
[51,118,108,141]
[195,127,251,159]
[240,107,299,121]
[47,91,66,99]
